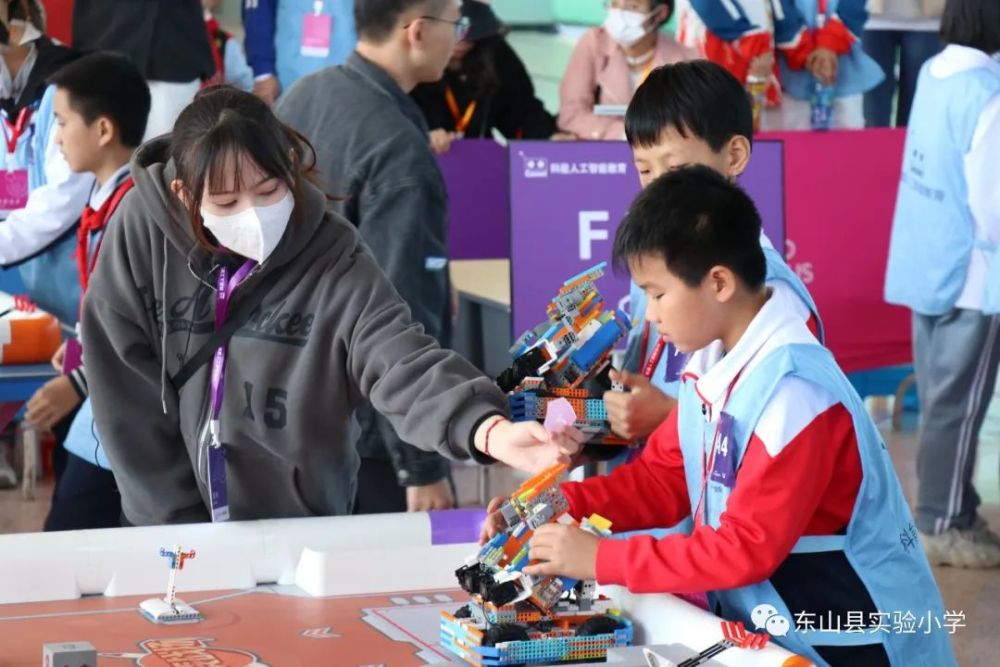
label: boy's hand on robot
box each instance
[604,369,677,441]
[525,524,600,581]
[479,495,508,545]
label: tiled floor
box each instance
[2,406,998,665]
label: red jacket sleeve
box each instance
[561,409,690,533]
[815,17,855,56]
[777,26,815,71]
[703,31,773,85]
[594,403,860,594]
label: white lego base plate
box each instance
[138,598,203,624]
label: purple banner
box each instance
[509,140,785,337]
[429,508,488,545]
[439,140,510,260]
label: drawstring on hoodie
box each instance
[160,235,170,415]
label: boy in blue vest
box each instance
[242,0,357,103]
[24,53,150,530]
[484,166,955,667]
[604,60,821,443]
[0,1,91,325]
[884,0,1000,568]
[203,0,255,91]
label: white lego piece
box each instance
[41,641,97,667]
[642,647,677,667]
[138,597,203,624]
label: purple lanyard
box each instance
[208,260,257,446]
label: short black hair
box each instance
[613,165,765,290]
[940,0,1000,54]
[48,52,151,148]
[625,60,753,152]
[355,0,448,43]
[650,0,674,27]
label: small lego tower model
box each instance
[642,622,771,667]
[441,463,633,666]
[138,545,203,624]
[41,641,97,667]
[495,263,633,453]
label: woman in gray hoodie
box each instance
[81,87,581,526]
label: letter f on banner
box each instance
[579,211,610,261]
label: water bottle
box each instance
[810,79,834,131]
[747,76,768,132]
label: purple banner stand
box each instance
[439,140,510,260]
[508,140,785,336]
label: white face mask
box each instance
[603,8,655,48]
[200,190,295,263]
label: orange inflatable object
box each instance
[0,312,62,364]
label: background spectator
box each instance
[411,0,568,154]
[276,0,470,514]
[559,0,693,140]
[242,0,357,103]
[203,0,255,91]
[72,0,215,140]
[863,0,943,127]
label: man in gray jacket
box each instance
[275,0,469,513]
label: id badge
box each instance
[207,444,231,522]
[301,10,333,58]
[0,168,28,210]
[663,343,690,383]
[63,338,84,375]
[710,411,736,488]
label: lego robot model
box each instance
[139,545,203,624]
[642,621,772,666]
[441,463,633,666]
[496,262,633,450]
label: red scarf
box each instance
[203,17,226,88]
[76,177,134,293]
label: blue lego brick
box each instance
[569,318,624,372]
[509,393,545,422]
[563,262,607,286]
[584,399,608,421]
[614,308,632,331]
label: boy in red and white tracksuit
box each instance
[485,166,954,666]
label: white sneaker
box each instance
[0,447,15,489]
[921,523,1000,569]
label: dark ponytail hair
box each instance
[170,86,322,253]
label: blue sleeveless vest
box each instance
[778,0,884,100]
[885,62,1000,315]
[3,85,81,325]
[275,0,357,92]
[676,342,955,666]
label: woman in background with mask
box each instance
[559,0,694,140]
[81,87,583,526]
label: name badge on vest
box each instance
[0,168,28,210]
[207,444,231,522]
[664,343,690,383]
[710,412,736,488]
[301,2,332,58]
